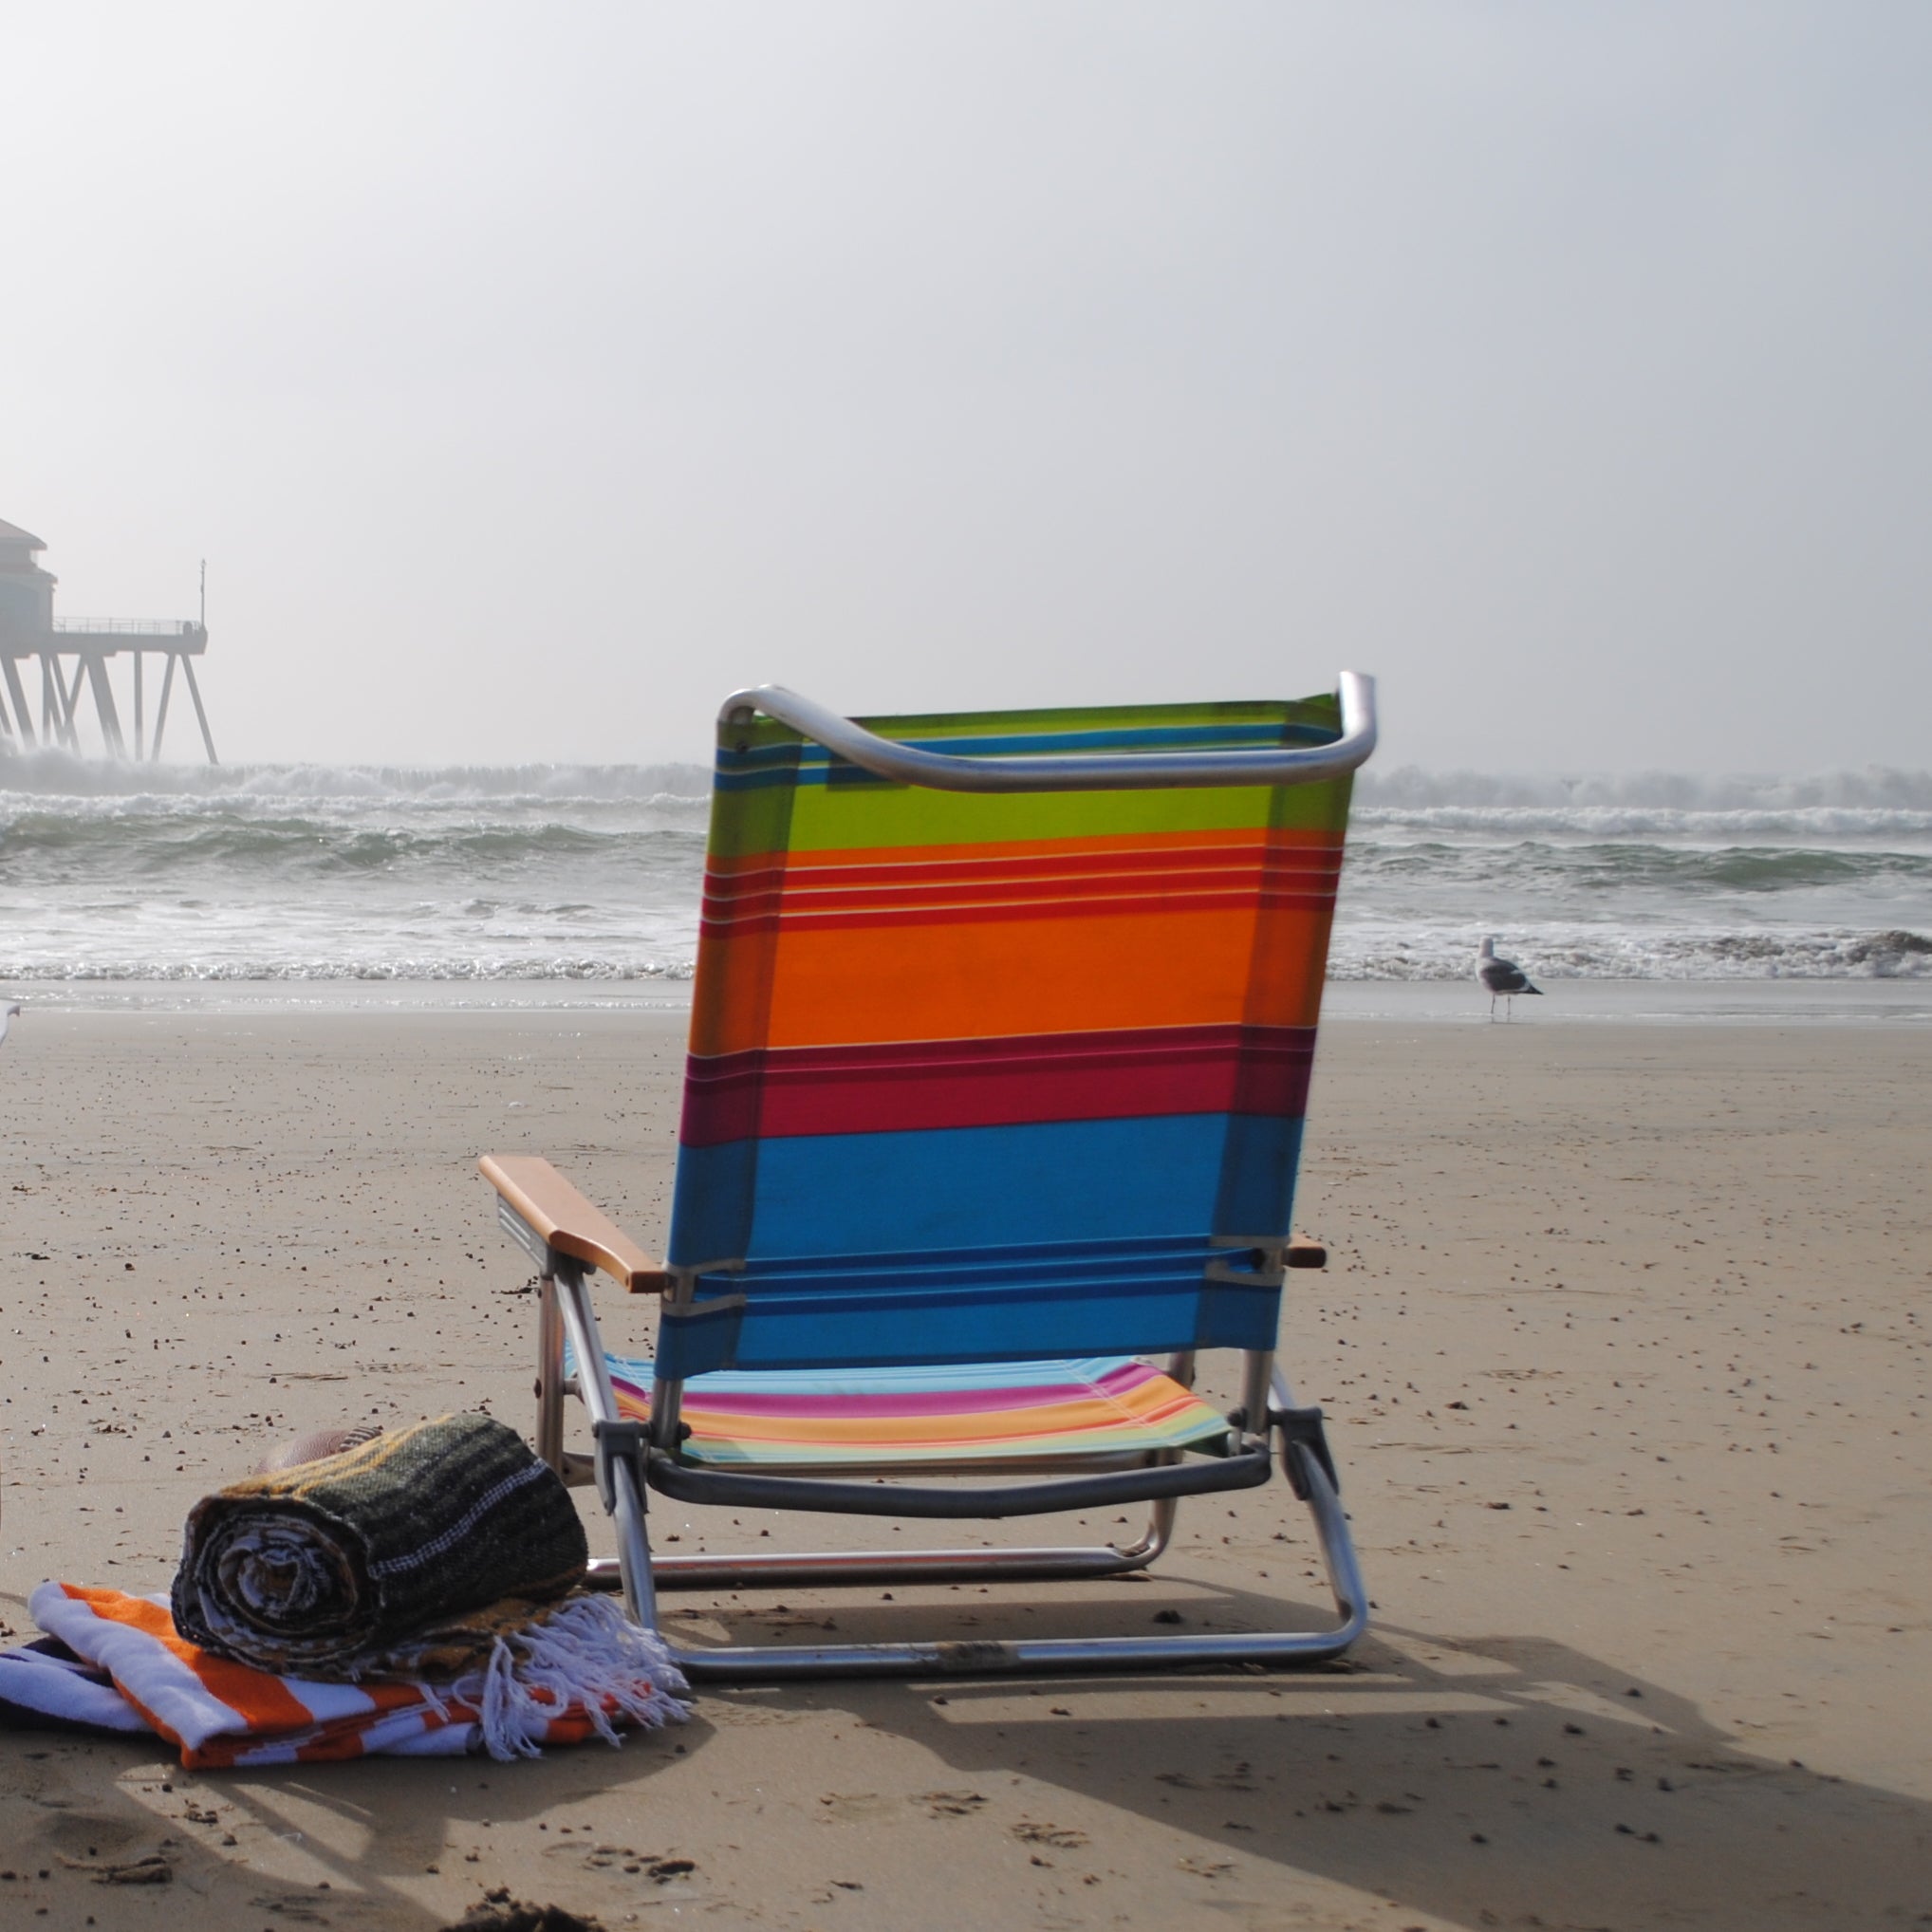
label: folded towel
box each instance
[0,1632,153,1737]
[14,1583,687,1768]
[172,1412,588,1677]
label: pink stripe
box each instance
[610,1360,1162,1422]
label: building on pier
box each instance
[0,516,217,762]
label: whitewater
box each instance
[0,752,1926,995]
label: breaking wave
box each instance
[1356,764,1932,813]
[0,758,1925,990]
[0,748,713,805]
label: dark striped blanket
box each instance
[172,1412,588,1679]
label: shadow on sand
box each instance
[690,1573,1931,1932]
[7,1572,1928,1931]
[1,1582,712,1932]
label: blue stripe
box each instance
[656,1266,1280,1375]
[722,1235,1227,1289]
[592,1352,1180,1397]
[714,721,1340,791]
[667,1114,1303,1265]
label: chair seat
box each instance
[596,1352,1234,1468]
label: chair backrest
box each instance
[660,695,1356,1377]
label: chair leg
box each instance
[599,1445,1365,1683]
[551,1263,1366,1680]
[1124,1492,1180,1567]
[534,1273,566,1477]
[607,1441,659,1632]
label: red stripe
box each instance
[700,888,1338,940]
[678,1024,1315,1144]
[703,853,1343,920]
[704,873,1339,915]
[707,841,1343,893]
[706,827,1341,877]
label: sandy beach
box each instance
[2,1002,1927,1931]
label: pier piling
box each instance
[0,518,217,763]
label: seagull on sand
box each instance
[0,1002,19,1048]
[1477,938,1542,1020]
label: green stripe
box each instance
[706,694,1352,859]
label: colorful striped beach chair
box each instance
[483,675,1377,1680]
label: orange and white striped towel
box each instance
[17,1584,687,1770]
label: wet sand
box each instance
[1,1006,1928,1931]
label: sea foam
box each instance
[1,757,1925,989]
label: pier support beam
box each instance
[178,653,217,765]
[0,623,216,762]
[83,650,127,757]
[0,654,32,748]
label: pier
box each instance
[0,517,218,762]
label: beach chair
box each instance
[482,676,1377,1681]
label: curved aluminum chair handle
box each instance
[717,672,1377,793]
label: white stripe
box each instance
[292,1677,379,1722]
[30,1587,251,1752]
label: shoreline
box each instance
[1,975,1927,1025]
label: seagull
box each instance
[1477,938,1542,1020]
[0,1002,19,1048]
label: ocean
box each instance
[2,752,1927,1017]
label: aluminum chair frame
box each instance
[482,676,1377,1681]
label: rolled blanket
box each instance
[172,1413,588,1678]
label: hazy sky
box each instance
[4,3,1927,771]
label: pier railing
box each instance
[50,617,206,637]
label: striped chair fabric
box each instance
[632,697,1354,1469]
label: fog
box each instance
[4,3,1927,771]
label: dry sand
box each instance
[1,1004,1927,1931]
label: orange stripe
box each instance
[693,903,1333,1053]
[71,1588,319,1735]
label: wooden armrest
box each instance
[478,1154,671,1293]
[1287,1239,1328,1270]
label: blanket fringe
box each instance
[463,1595,691,1761]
